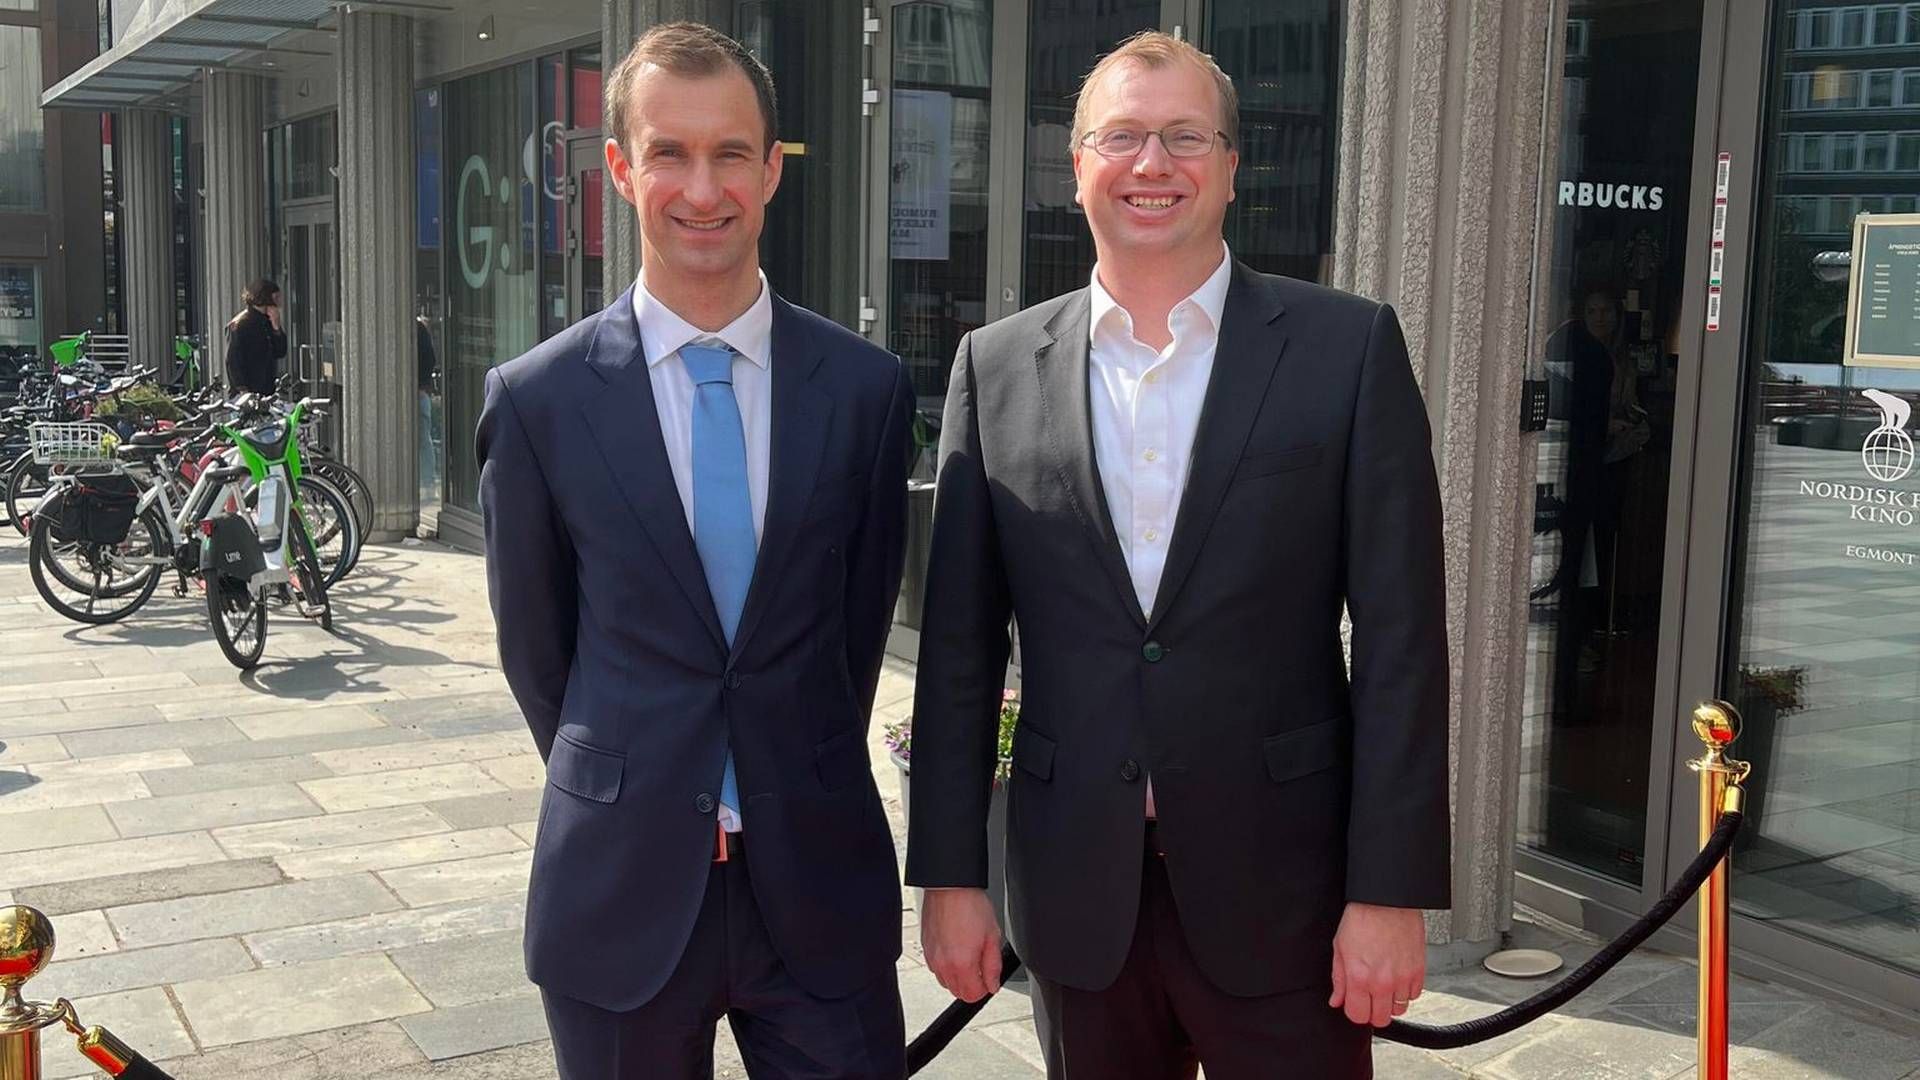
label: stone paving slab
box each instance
[0,703,165,739]
[48,908,120,957]
[388,930,528,1008]
[13,857,286,915]
[106,781,325,838]
[33,938,258,1000]
[245,893,527,967]
[0,804,118,854]
[0,772,151,813]
[275,826,526,881]
[141,754,334,797]
[211,804,451,858]
[2,831,229,890]
[424,788,543,829]
[172,954,433,1049]
[376,849,532,907]
[26,748,194,780]
[312,731,531,777]
[0,733,73,766]
[397,990,550,1061]
[186,723,430,764]
[299,762,505,813]
[107,874,405,948]
[59,717,247,759]
[153,1020,430,1080]
[45,986,198,1080]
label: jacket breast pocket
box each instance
[803,474,864,526]
[1262,718,1346,784]
[548,730,624,804]
[1234,443,1324,483]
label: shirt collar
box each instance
[633,271,774,370]
[1088,242,1233,347]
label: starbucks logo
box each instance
[1862,389,1915,483]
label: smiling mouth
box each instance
[1124,195,1181,210]
[675,216,730,231]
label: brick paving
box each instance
[2,533,1918,1077]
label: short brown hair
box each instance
[1071,31,1238,151]
[605,22,780,153]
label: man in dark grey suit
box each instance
[479,24,912,1079]
[905,32,1450,1079]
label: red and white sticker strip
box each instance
[1708,152,1730,332]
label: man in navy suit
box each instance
[477,23,913,1079]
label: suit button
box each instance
[724,670,742,690]
[1142,641,1165,663]
[1120,759,1141,782]
[695,793,716,814]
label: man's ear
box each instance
[606,136,637,205]
[762,139,786,204]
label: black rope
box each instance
[1379,808,1743,1048]
[111,1054,179,1080]
[904,809,1744,1071]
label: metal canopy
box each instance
[40,0,339,111]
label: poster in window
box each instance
[890,89,952,261]
[0,266,35,321]
[1844,214,1920,369]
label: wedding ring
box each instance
[1393,997,1411,1005]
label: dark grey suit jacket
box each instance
[904,262,1450,997]
[478,285,913,1011]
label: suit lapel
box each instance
[1033,291,1147,629]
[729,296,832,661]
[1148,265,1289,632]
[580,285,727,652]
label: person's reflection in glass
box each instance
[1546,286,1631,724]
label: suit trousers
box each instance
[540,854,905,1080]
[1031,832,1371,1080]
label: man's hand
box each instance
[1329,902,1426,1028]
[921,888,1002,1003]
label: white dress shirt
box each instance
[1088,244,1232,821]
[1088,244,1232,618]
[634,272,774,545]
[633,272,774,833]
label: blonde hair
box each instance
[1071,31,1238,151]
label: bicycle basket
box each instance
[29,422,119,466]
[40,475,140,545]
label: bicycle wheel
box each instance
[296,474,359,586]
[289,509,332,632]
[5,452,48,538]
[39,504,167,600]
[309,457,373,540]
[207,572,268,669]
[29,511,163,625]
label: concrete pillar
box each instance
[337,9,417,541]
[201,71,268,365]
[1332,0,1560,954]
[601,0,721,296]
[120,109,175,376]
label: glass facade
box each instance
[442,63,538,516]
[0,23,45,212]
[1519,0,1705,885]
[0,264,38,368]
[1720,0,1920,975]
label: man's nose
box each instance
[682,161,724,209]
[1132,133,1176,178]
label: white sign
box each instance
[1557,180,1665,211]
[890,90,953,261]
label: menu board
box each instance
[1846,213,1920,368]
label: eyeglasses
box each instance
[1078,126,1230,160]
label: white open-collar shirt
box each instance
[633,271,775,546]
[1087,243,1233,619]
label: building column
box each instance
[601,0,720,296]
[201,71,268,364]
[120,109,175,376]
[337,9,417,541]
[1332,0,1560,956]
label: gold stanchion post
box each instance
[0,905,59,1080]
[1688,701,1750,1080]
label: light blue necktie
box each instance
[684,342,754,827]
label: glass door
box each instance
[281,203,340,449]
[567,139,606,324]
[1666,0,1920,1014]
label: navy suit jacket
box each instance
[477,284,913,1011]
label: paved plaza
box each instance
[2,533,1918,1077]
